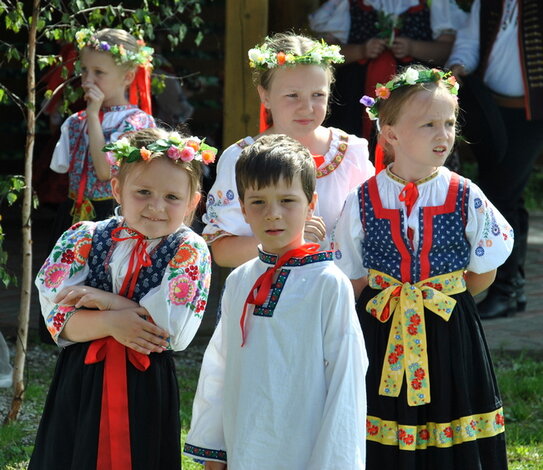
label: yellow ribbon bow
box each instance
[366,269,466,406]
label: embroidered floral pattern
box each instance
[169,244,199,269]
[366,269,466,406]
[37,222,94,293]
[183,443,227,462]
[366,408,506,450]
[254,269,290,317]
[475,196,514,258]
[315,134,348,178]
[168,274,196,305]
[46,304,78,340]
[166,239,211,316]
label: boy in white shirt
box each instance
[184,134,368,470]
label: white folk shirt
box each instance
[332,166,514,280]
[446,0,523,96]
[184,249,368,469]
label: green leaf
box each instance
[7,192,17,205]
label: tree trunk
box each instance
[5,0,40,424]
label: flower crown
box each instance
[75,28,154,67]
[360,67,459,121]
[248,39,344,69]
[102,133,217,166]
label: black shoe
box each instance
[478,290,517,320]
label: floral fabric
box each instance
[366,408,506,450]
[366,269,466,406]
[35,218,211,350]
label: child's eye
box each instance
[251,200,264,205]
[137,189,150,196]
[446,120,456,127]
[281,198,294,204]
[166,194,179,201]
[313,92,326,98]
[286,93,298,98]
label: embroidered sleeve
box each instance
[183,295,228,463]
[331,187,367,279]
[201,140,254,244]
[139,231,211,351]
[109,110,156,143]
[35,221,95,345]
[465,182,514,273]
[308,271,367,468]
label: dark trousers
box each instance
[474,106,543,294]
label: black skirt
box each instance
[29,341,181,470]
[357,287,508,470]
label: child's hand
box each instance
[82,82,104,116]
[54,286,138,311]
[105,307,170,355]
[205,462,227,470]
[304,215,326,243]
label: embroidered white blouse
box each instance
[184,249,368,469]
[202,127,374,249]
[332,166,514,280]
[35,219,211,351]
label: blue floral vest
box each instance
[359,173,470,283]
[86,218,186,302]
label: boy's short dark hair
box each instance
[235,134,316,203]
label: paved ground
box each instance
[1,207,542,355]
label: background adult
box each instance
[447,0,543,318]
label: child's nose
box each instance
[264,203,281,220]
[299,97,313,112]
[148,198,165,212]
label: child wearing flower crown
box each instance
[203,32,375,268]
[30,128,214,469]
[185,134,368,469]
[332,65,512,469]
[49,28,156,237]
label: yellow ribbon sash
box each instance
[366,269,466,406]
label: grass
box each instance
[1,342,542,469]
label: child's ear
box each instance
[189,192,202,214]
[111,177,122,204]
[123,68,136,86]
[307,192,318,219]
[380,125,397,146]
[257,85,270,109]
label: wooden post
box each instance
[223,0,268,147]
